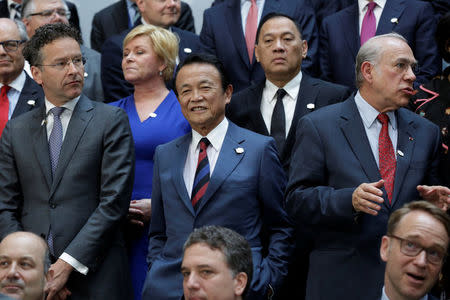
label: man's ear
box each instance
[380,235,390,263]
[31,66,43,86]
[360,61,375,84]
[233,272,248,297]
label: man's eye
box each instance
[55,62,66,67]
[41,10,53,17]
[405,241,419,250]
[395,63,406,69]
[73,58,82,64]
[0,261,9,267]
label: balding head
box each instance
[0,232,49,300]
[0,18,26,84]
[22,0,70,38]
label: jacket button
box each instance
[50,203,56,209]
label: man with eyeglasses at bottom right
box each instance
[379,201,450,300]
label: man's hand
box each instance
[417,185,450,211]
[352,180,385,215]
[45,259,73,300]
[128,198,152,227]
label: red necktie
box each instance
[191,138,211,208]
[0,85,11,136]
[377,113,396,203]
[360,1,377,46]
[245,0,258,64]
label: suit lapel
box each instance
[226,0,251,68]
[249,81,269,135]
[12,73,42,118]
[391,109,415,207]
[172,134,195,216]
[377,0,405,35]
[31,106,52,189]
[339,4,360,60]
[339,98,381,183]
[196,123,245,214]
[49,96,94,197]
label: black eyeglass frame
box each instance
[0,40,26,52]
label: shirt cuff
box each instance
[60,252,89,275]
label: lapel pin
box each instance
[184,48,192,54]
[149,112,157,118]
[27,100,36,106]
[397,150,404,157]
[235,147,244,154]
[409,136,414,141]
[391,17,398,24]
[307,103,315,110]
[84,72,88,78]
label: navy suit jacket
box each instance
[226,74,351,172]
[319,0,441,90]
[101,25,201,102]
[142,122,293,300]
[10,72,44,119]
[200,0,319,93]
[285,97,441,300]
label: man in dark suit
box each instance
[0,18,43,136]
[90,0,195,52]
[379,201,448,300]
[141,53,293,300]
[21,0,104,102]
[286,33,450,300]
[0,232,50,300]
[0,23,134,299]
[0,0,21,20]
[319,0,441,90]
[101,0,201,102]
[200,0,319,93]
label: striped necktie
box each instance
[191,138,211,208]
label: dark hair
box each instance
[387,201,450,238]
[436,12,450,63]
[183,226,253,297]
[255,12,303,44]
[175,53,230,92]
[23,22,82,66]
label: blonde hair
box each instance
[123,24,179,81]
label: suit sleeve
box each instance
[253,139,294,296]
[176,1,195,33]
[64,109,135,268]
[101,36,134,102]
[146,147,166,266]
[0,122,24,238]
[318,18,333,82]
[90,13,105,52]
[286,116,356,227]
[199,9,216,55]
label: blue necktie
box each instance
[49,107,65,176]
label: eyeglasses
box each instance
[36,57,87,71]
[0,40,26,52]
[388,235,447,265]
[27,8,71,19]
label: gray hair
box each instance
[14,20,29,40]
[355,32,408,88]
[22,0,68,18]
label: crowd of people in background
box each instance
[0,0,448,299]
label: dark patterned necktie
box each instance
[271,88,287,153]
[377,113,396,203]
[191,138,211,208]
[49,107,65,176]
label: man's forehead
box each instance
[260,17,301,37]
[34,0,65,9]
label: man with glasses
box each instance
[21,0,104,102]
[0,18,43,136]
[380,201,450,300]
[0,23,135,300]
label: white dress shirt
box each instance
[261,71,302,137]
[358,0,386,34]
[7,0,20,19]
[0,70,25,119]
[44,96,88,275]
[240,0,265,36]
[381,286,428,300]
[354,91,398,168]
[183,118,228,198]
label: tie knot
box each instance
[367,1,376,11]
[9,2,20,10]
[50,106,65,117]
[377,113,389,125]
[199,137,210,150]
[1,85,11,96]
[250,0,256,5]
[276,89,287,101]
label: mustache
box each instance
[0,278,26,290]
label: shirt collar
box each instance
[192,118,229,152]
[358,0,386,13]
[381,286,428,300]
[0,70,25,93]
[354,91,396,130]
[125,0,135,9]
[45,95,80,115]
[265,70,302,103]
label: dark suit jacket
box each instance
[0,0,9,18]
[101,25,201,102]
[90,0,195,52]
[319,0,441,90]
[286,97,441,300]
[226,74,351,172]
[10,72,44,119]
[141,122,293,300]
[0,95,135,299]
[200,0,319,93]
[81,45,104,102]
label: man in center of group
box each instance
[142,53,293,300]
